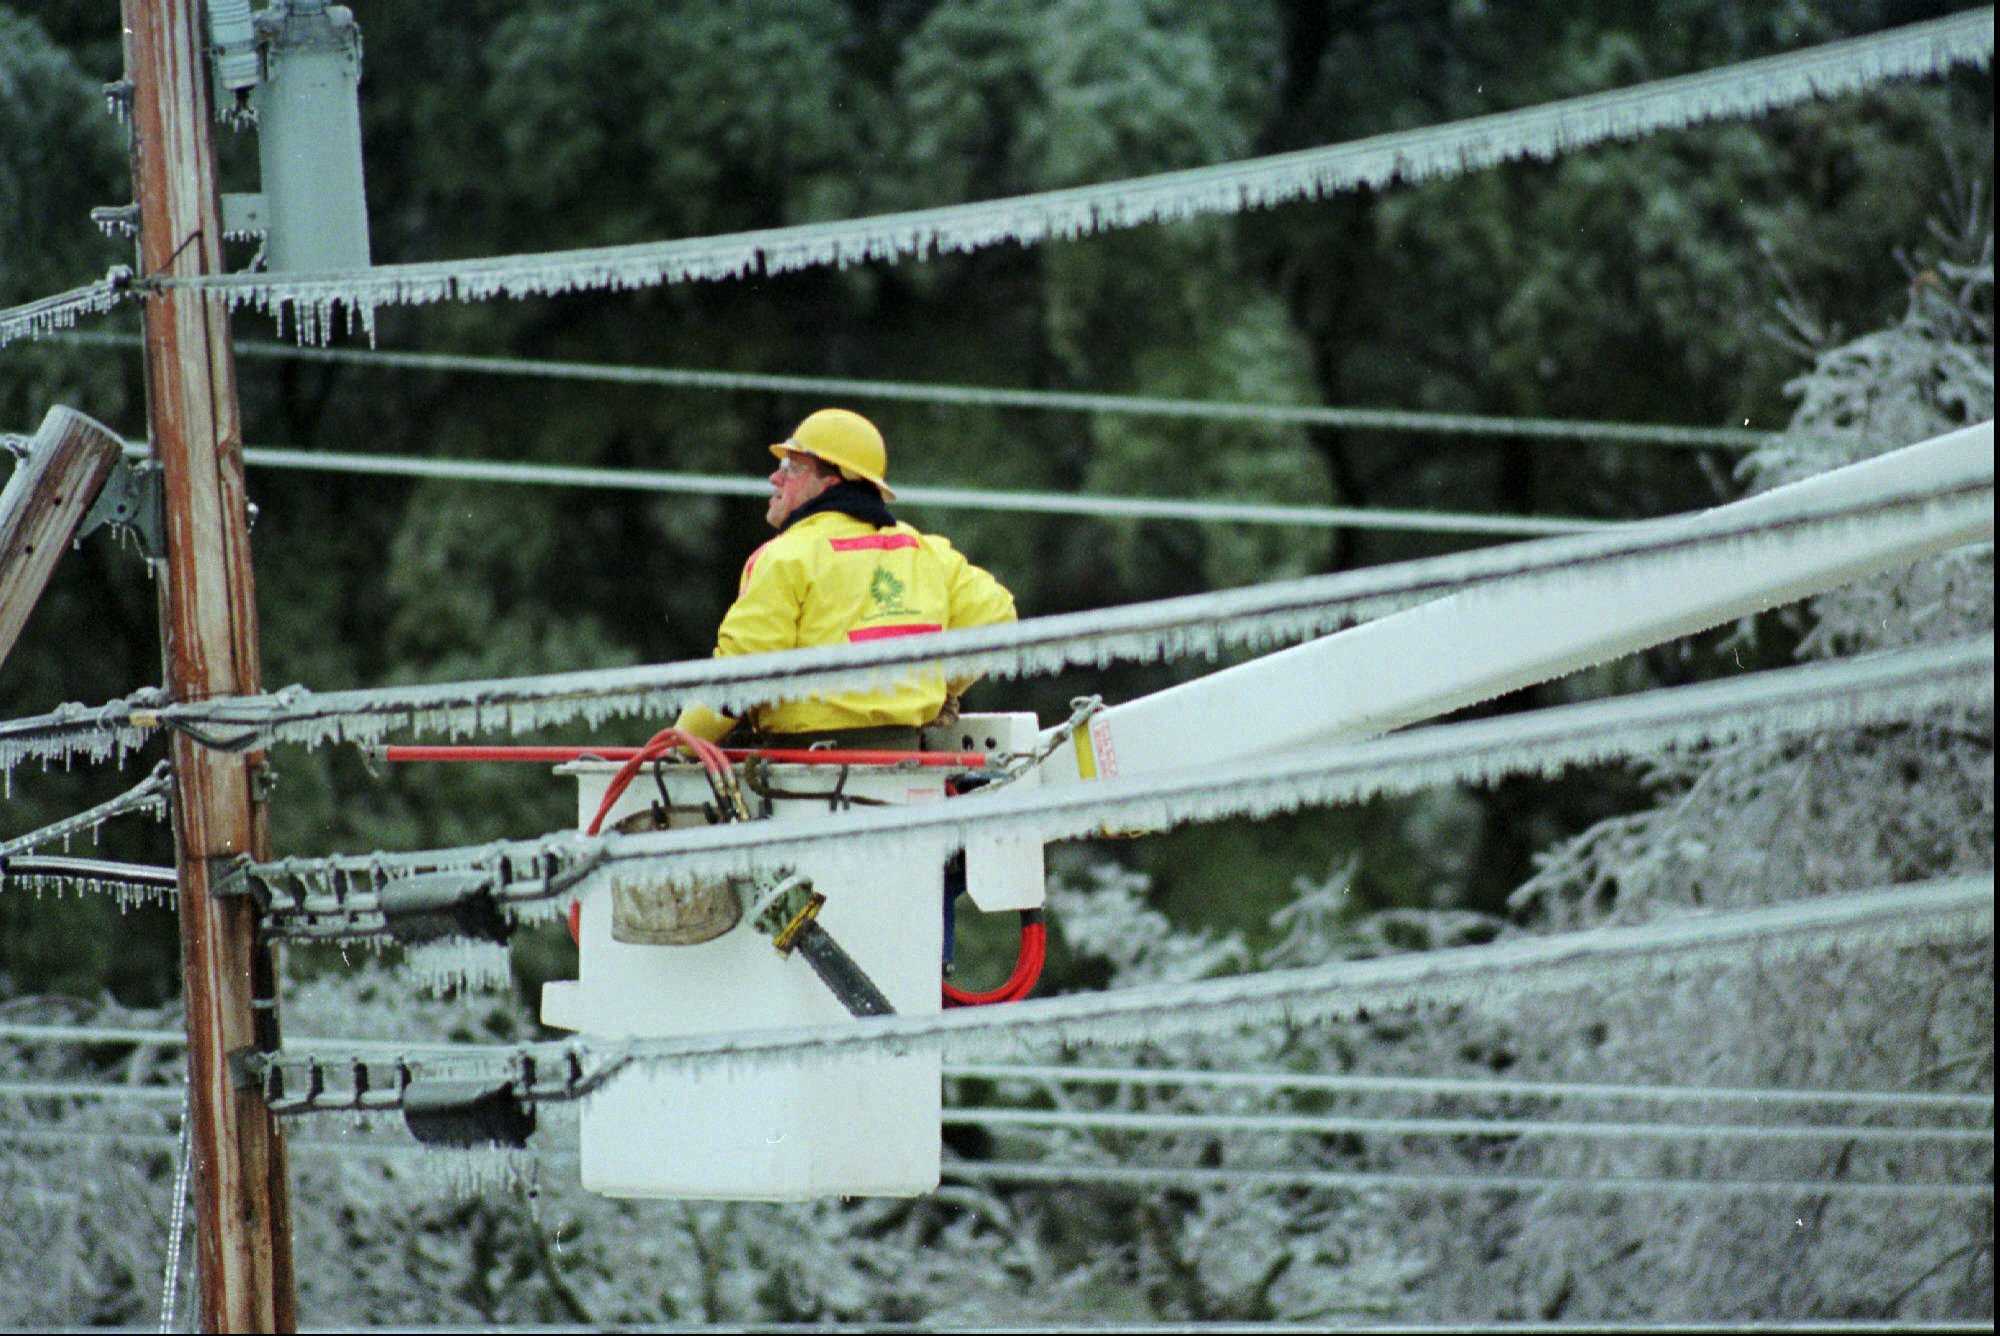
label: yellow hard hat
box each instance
[771,408,895,500]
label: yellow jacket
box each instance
[674,510,1017,741]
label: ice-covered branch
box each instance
[161,11,1993,344]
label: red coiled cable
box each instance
[566,727,731,943]
[942,910,1046,1007]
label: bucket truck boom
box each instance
[1034,421,1992,788]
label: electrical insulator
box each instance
[251,0,371,272]
[206,0,262,112]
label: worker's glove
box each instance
[933,693,963,728]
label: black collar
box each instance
[780,481,898,532]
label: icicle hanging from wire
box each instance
[162,10,1994,344]
[242,876,1991,1094]
[226,636,1989,941]
[0,269,135,349]
[52,329,1781,451]
[0,458,1987,776]
[0,761,172,863]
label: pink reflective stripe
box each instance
[847,622,943,642]
[742,540,772,583]
[828,533,920,552]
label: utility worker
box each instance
[673,408,1017,748]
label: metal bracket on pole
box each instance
[101,79,134,125]
[91,203,140,240]
[226,1044,264,1091]
[208,854,262,904]
[77,455,165,558]
[222,193,268,244]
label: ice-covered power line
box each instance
[945,1107,1994,1147]
[6,636,1988,917]
[592,877,1993,1073]
[10,418,1609,533]
[247,877,1992,1103]
[0,269,133,350]
[949,1063,1999,1113]
[0,1079,186,1106]
[5,1023,1984,1113]
[154,10,1993,343]
[51,330,1777,451]
[948,1161,1994,1202]
[226,638,1993,945]
[6,1080,1981,1147]
[0,459,1987,774]
[0,1127,1979,1206]
[0,1022,519,1058]
[0,760,171,862]
[239,446,1610,536]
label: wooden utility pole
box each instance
[123,0,298,1329]
[0,407,124,671]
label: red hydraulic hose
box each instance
[943,911,1046,1007]
[568,727,728,943]
[381,744,987,769]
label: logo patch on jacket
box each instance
[868,566,912,614]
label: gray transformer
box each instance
[249,1,370,272]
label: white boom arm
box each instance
[1035,421,1993,785]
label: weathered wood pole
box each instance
[0,407,124,671]
[123,0,298,1329]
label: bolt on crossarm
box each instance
[122,0,298,1329]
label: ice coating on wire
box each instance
[0,271,133,349]
[0,762,172,863]
[947,1161,1993,1202]
[162,10,1994,343]
[243,876,1991,1094]
[52,329,1786,450]
[243,637,1990,937]
[0,470,1988,776]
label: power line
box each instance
[0,760,172,860]
[5,1025,1985,1114]
[8,415,1627,534]
[233,879,1991,1108]
[0,1023,518,1056]
[222,640,1994,947]
[3,637,1987,922]
[946,1160,1994,1202]
[236,446,1613,537]
[5,1079,1984,1146]
[51,330,1775,451]
[948,1062,1998,1113]
[0,1127,1982,1204]
[0,269,133,350]
[155,11,1993,342]
[944,1106,1993,1146]
[1,466,1984,771]
[574,877,1993,1081]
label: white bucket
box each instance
[542,758,946,1200]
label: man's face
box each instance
[766,450,835,528]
